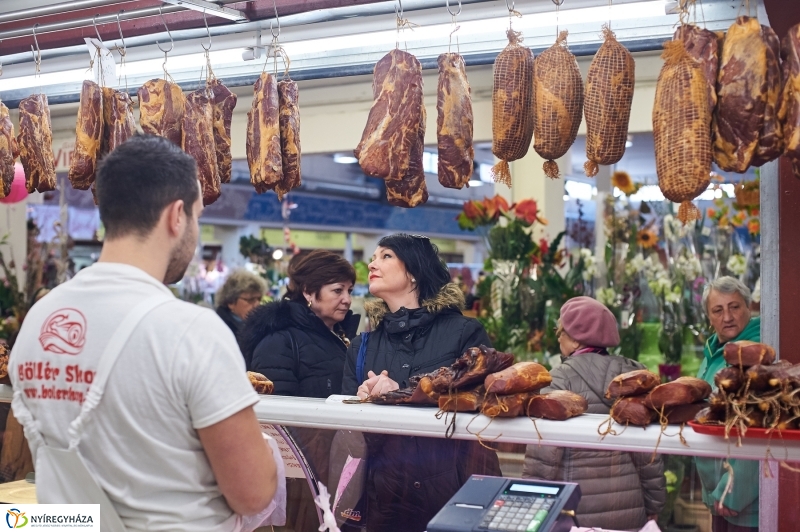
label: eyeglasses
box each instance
[238,295,262,305]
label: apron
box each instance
[13,295,173,532]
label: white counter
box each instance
[252,394,800,462]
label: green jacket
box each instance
[695,316,760,528]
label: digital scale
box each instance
[427,476,581,532]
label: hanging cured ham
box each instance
[276,79,301,200]
[437,52,474,189]
[209,79,237,184]
[68,80,104,190]
[183,89,220,205]
[18,94,56,193]
[246,72,283,194]
[138,79,185,146]
[0,103,17,199]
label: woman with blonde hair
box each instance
[215,269,267,335]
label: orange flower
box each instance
[706,208,716,219]
[747,218,760,235]
[514,198,539,224]
[463,200,484,220]
[636,228,658,249]
[483,195,509,220]
[731,211,746,227]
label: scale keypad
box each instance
[479,495,553,532]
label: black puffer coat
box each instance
[239,299,360,398]
[341,284,502,532]
[216,306,242,336]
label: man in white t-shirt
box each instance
[10,134,277,531]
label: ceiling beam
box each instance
[0,0,385,56]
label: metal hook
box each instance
[115,11,126,52]
[30,23,41,66]
[200,11,211,51]
[155,6,174,54]
[446,0,462,18]
[92,14,104,45]
[270,0,280,39]
[551,0,565,6]
[395,0,404,20]
[505,0,514,13]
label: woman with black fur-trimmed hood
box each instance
[239,250,360,398]
[342,233,501,532]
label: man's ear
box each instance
[165,200,186,238]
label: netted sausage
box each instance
[533,31,583,179]
[491,29,534,186]
[652,40,711,223]
[584,26,635,177]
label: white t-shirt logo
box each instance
[38,308,87,355]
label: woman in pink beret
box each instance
[522,296,667,530]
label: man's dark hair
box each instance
[285,250,356,303]
[96,134,199,239]
[377,233,451,303]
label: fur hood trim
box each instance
[364,283,465,330]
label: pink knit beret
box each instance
[560,296,621,347]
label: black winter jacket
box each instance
[239,299,360,398]
[216,306,242,337]
[341,284,501,532]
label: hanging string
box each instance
[114,12,128,92]
[505,0,522,31]
[31,24,42,95]
[553,0,565,37]
[394,0,418,51]
[446,0,462,54]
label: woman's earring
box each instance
[307,299,312,308]
[411,278,416,284]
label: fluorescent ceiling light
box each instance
[468,180,484,187]
[333,154,358,164]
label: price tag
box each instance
[260,424,306,478]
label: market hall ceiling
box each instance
[0,0,746,107]
[0,0,393,56]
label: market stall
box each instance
[1,0,800,531]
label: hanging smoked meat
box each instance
[534,31,584,179]
[101,87,136,157]
[246,72,282,194]
[356,50,424,180]
[437,52,474,189]
[652,40,711,223]
[18,94,56,193]
[673,24,720,118]
[781,23,800,176]
[0,103,17,199]
[491,29,534,186]
[209,78,237,184]
[712,17,769,173]
[68,80,104,190]
[182,90,220,205]
[276,79,301,200]
[385,104,428,208]
[584,26,635,177]
[752,25,783,166]
[138,79,185,146]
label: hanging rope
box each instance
[447,0,462,54]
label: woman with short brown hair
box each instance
[239,249,360,398]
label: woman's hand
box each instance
[357,370,388,399]
[370,373,400,396]
[356,370,400,398]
